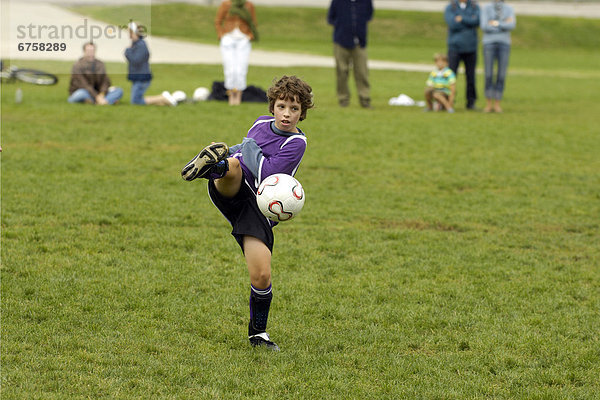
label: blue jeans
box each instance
[68,87,124,104]
[483,42,511,100]
[130,80,151,105]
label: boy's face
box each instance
[435,57,447,70]
[273,96,301,133]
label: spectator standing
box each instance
[327,0,374,108]
[215,0,258,106]
[445,0,480,110]
[125,22,177,106]
[480,0,516,113]
[68,42,123,105]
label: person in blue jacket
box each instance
[125,22,177,106]
[445,0,480,110]
[327,0,374,108]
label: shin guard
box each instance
[248,284,272,336]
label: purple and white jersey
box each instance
[231,115,307,192]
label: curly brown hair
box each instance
[267,75,314,121]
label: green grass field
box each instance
[2,4,600,399]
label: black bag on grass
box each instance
[208,81,268,103]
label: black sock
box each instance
[248,284,272,336]
[207,158,229,180]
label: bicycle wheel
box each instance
[0,71,14,83]
[15,69,58,85]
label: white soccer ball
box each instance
[256,173,305,222]
[193,87,210,102]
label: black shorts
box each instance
[208,177,274,253]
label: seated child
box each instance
[424,53,456,113]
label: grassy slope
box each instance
[2,5,600,400]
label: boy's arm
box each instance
[237,137,306,182]
[228,143,242,154]
[239,138,261,177]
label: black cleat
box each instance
[181,142,229,181]
[249,332,280,352]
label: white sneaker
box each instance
[171,90,187,103]
[161,91,177,106]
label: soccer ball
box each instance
[193,87,210,102]
[256,174,305,222]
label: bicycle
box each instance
[0,60,58,85]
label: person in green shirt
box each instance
[424,53,457,113]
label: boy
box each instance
[424,53,457,113]
[181,75,314,351]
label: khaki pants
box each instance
[334,43,370,107]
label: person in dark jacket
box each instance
[445,0,480,110]
[327,0,374,108]
[68,42,123,105]
[125,22,177,106]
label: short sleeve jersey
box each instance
[232,116,307,192]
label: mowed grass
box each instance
[2,7,600,400]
